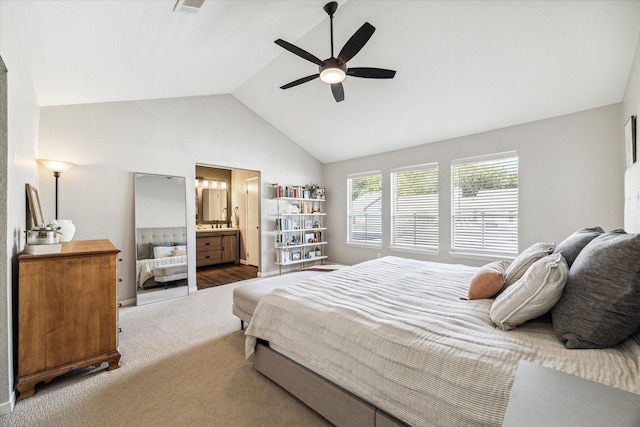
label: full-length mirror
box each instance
[134,173,189,305]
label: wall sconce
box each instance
[38,158,76,220]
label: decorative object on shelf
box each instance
[23,243,61,255]
[38,158,76,219]
[316,188,325,200]
[26,226,59,245]
[50,219,76,242]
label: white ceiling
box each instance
[5,1,640,163]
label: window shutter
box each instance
[391,164,438,250]
[451,153,518,256]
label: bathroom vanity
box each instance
[196,228,239,267]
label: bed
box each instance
[135,227,188,289]
[243,165,640,427]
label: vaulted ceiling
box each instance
[5,1,640,163]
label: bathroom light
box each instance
[220,181,227,189]
[320,67,346,84]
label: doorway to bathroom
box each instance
[195,164,260,289]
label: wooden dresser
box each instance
[17,239,121,400]
[196,229,239,267]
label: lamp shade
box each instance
[38,159,76,173]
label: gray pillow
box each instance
[504,242,555,288]
[551,229,640,349]
[552,226,604,267]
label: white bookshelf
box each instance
[274,186,327,273]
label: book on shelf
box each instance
[24,243,62,255]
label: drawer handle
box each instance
[205,256,210,259]
[205,243,210,246]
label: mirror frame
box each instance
[134,172,189,305]
[26,183,44,228]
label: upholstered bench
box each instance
[154,263,188,283]
[233,265,347,329]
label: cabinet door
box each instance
[222,233,238,263]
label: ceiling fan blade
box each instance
[280,74,320,89]
[347,67,396,79]
[331,83,344,102]
[275,39,324,66]
[337,22,375,64]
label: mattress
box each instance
[245,256,640,427]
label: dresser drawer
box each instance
[196,249,222,267]
[196,236,222,250]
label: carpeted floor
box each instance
[197,264,258,290]
[1,280,330,427]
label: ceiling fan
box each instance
[275,1,396,103]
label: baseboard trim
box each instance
[119,298,136,307]
[0,391,15,415]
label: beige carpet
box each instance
[1,280,331,427]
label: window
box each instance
[347,172,382,245]
[451,152,518,256]
[391,163,438,251]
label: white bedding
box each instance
[136,255,187,288]
[245,256,640,427]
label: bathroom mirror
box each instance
[134,173,189,305]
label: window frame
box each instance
[389,163,439,253]
[450,152,518,258]
[346,171,383,247]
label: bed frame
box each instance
[254,342,407,427]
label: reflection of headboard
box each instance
[136,227,187,260]
[624,162,640,233]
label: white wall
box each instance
[37,95,322,301]
[1,2,41,412]
[323,104,624,268]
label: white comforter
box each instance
[245,256,640,427]
[136,255,187,288]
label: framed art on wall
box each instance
[625,115,636,168]
[25,183,44,228]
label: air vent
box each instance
[173,0,205,14]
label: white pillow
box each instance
[153,245,175,259]
[490,253,568,331]
[504,242,555,287]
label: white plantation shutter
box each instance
[451,152,518,256]
[347,172,382,244]
[391,164,438,250]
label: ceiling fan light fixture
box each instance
[320,67,346,84]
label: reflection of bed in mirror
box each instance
[136,227,188,290]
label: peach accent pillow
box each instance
[468,260,508,300]
[171,249,187,256]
